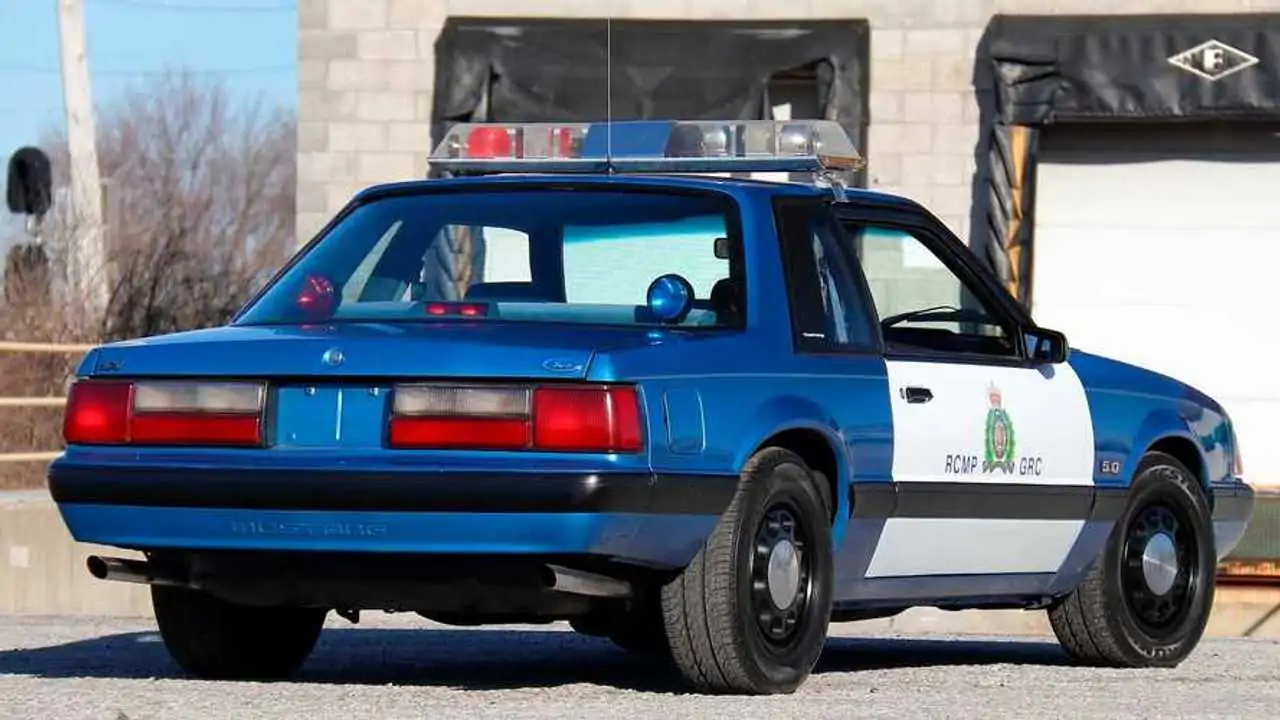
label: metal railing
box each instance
[0,340,93,463]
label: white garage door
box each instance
[1032,125,1280,488]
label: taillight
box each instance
[63,381,132,445]
[63,380,266,447]
[390,384,532,450]
[388,383,643,453]
[533,386,642,452]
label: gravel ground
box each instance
[0,613,1276,719]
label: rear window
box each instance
[236,188,745,329]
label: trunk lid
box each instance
[88,322,658,381]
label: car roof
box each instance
[353,172,925,212]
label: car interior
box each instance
[312,191,748,329]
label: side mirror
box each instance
[1025,326,1070,364]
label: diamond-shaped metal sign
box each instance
[1168,39,1259,81]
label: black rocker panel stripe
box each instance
[851,482,1129,522]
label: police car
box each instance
[49,119,1254,695]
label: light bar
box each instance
[427,120,864,176]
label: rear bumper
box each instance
[49,463,736,568]
[1211,480,1254,560]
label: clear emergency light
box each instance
[426,119,864,176]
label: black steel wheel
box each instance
[1119,499,1200,638]
[1048,451,1215,667]
[750,501,814,648]
[660,447,833,694]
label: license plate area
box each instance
[271,384,390,449]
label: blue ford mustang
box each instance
[50,120,1254,694]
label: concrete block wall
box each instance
[298,0,1271,245]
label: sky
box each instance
[0,0,297,245]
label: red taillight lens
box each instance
[533,386,642,453]
[63,381,133,445]
[388,383,643,453]
[62,380,265,447]
[390,417,530,449]
[130,414,263,446]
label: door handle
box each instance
[902,386,933,404]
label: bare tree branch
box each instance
[0,69,296,488]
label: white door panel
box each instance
[885,359,1096,487]
[871,359,1095,578]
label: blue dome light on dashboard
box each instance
[646,274,695,324]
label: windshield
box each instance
[236,187,745,329]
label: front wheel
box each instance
[1048,451,1215,667]
[660,447,834,694]
[152,585,328,680]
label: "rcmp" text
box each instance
[943,454,1045,476]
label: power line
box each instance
[89,0,295,11]
[0,62,294,77]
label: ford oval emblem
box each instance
[542,358,582,373]
[322,347,345,367]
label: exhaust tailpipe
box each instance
[544,564,631,598]
[86,555,186,587]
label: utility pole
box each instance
[55,0,108,322]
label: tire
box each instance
[660,447,834,694]
[152,585,328,680]
[1048,451,1215,667]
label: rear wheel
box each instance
[660,447,834,694]
[152,585,328,680]
[1048,451,1215,667]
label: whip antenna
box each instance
[605,16,613,169]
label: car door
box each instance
[834,206,1096,581]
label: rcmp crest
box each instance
[982,384,1016,473]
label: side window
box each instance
[846,223,1018,358]
[776,201,875,352]
[562,215,728,305]
[479,227,532,283]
